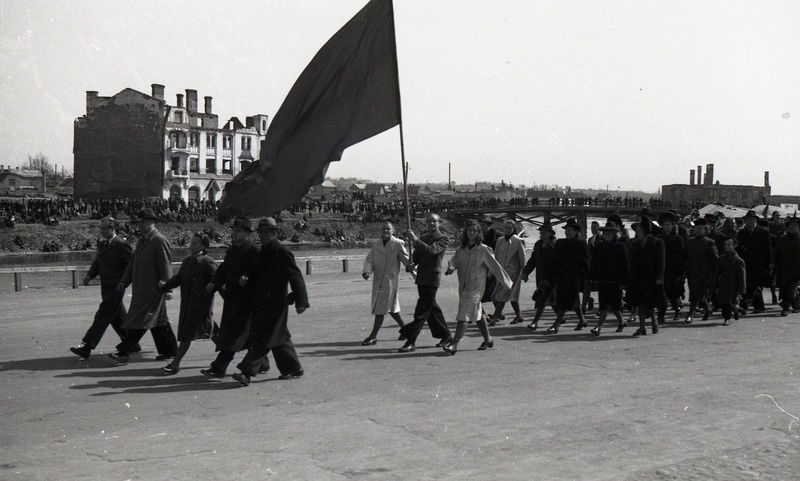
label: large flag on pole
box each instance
[218,0,400,222]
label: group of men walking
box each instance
[70,211,309,387]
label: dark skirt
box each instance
[555,278,581,311]
[597,283,623,311]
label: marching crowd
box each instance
[67,207,799,385]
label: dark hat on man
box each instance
[636,219,652,234]
[599,220,620,232]
[562,218,581,230]
[607,213,624,229]
[481,214,493,224]
[193,231,211,248]
[658,212,678,225]
[231,217,253,232]
[785,216,800,227]
[257,217,279,231]
[743,210,759,220]
[537,222,555,233]
[137,208,159,221]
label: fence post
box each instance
[72,270,79,289]
[342,259,348,273]
[14,273,22,292]
[306,260,312,275]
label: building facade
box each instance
[0,166,44,196]
[74,83,267,202]
[661,164,771,208]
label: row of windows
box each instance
[168,131,251,150]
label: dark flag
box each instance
[218,0,400,222]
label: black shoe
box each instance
[526,322,538,331]
[435,337,452,348]
[107,352,129,365]
[723,319,731,325]
[232,372,251,386]
[161,364,179,375]
[546,324,559,334]
[278,369,304,380]
[573,322,587,331]
[259,364,270,375]
[70,345,91,358]
[701,310,710,321]
[753,307,766,314]
[477,339,494,350]
[397,333,406,341]
[129,344,142,354]
[632,328,647,337]
[361,337,377,346]
[155,353,176,361]
[398,342,416,353]
[443,343,457,355]
[780,310,789,317]
[510,317,524,325]
[200,368,224,379]
[652,326,659,334]
[590,327,601,336]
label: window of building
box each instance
[173,111,183,123]
[223,159,232,174]
[262,119,267,131]
[190,132,199,146]
[8,178,15,187]
[223,136,231,149]
[171,157,180,172]
[188,186,200,204]
[206,133,216,147]
[189,158,199,173]
[206,159,216,173]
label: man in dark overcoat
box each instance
[543,218,589,333]
[774,216,800,316]
[232,217,309,386]
[69,216,137,358]
[588,220,629,335]
[109,209,178,364]
[684,218,718,324]
[657,212,687,322]
[201,217,261,379]
[627,219,666,335]
[737,210,772,314]
[714,237,746,325]
[397,213,453,352]
[521,222,557,330]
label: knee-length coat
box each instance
[714,251,746,306]
[120,228,173,330]
[210,239,260,351]
[627,235,665,309]
[162,252,217,342]
[492,235,526,302]
[448,243,512,323]
[362,236,409,315]
[246,238,310,350]
[686,235,718,293]
[547,237,589,310]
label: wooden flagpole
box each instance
[388,0,412,234]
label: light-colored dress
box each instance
[448,243,512,323]
[363,236,410,315]
[492,235,526,302]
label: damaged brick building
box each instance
[74,84,267,202]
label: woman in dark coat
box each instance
[627,219,665,336]
[544,218,589,333]
[159,232,217,374]
[521,222,558,330]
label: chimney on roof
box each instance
[705,164,714,185]
[690,170,695,185]
[697,165,702,185]
[764,171,770,187]
[176,94,184,108]
[186,89,198,114]
[204,96,212,114]
[151,84,165,100]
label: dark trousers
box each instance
[779,277,800,310]
[741,283,765,311]
[82,283,128,349]
[237,339,300,377]
[400,285,451,344]
[116,323,178,356]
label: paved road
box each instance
[1,272,797,480]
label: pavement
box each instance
[1,271,798,481]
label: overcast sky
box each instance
[1,0,798,194]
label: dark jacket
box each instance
[211,239,260,351]
[411,231,449,287]
[162,253,217,342]
[627,235,665,306]
[686,235,718,283]
[660,231,686,284]
[87,235,132,285]
[546,237,589,287]
[774,233,800,286]
[590,238,629,285]
[714,251,746,304]
[737,225,772,286]
[246,238,309,349]
[522,239,556,284]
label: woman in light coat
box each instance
[490,219,527,324]
[443,220,512,354]
[361,222,410,345]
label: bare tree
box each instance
[27,152,52,193]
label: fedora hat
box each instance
[231,217,253,232]
[137,208,158,221]
[537,222,555,233]
[598,220,620,232]
[257,217,279,231]
[658,212,678,225]
[785,216,800,227]
[481,214,493,223]
[606,213,624,229]
[743,210,759,219]
[562,218,581,230]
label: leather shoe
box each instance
[477,339,494,350]
[398,342,416,353]
[107,352,129,365]
[443,343,457,355]
[435,337,452,348]
[278,369,304,380]
[684,317,693,325]
[200,368,224,379]
[632,328,647,336]
[526,322,538,331]
[161,364,179,375]
[546,324,559,334]
[615,324,625,333]
[259,364,270,375]
[232,372,251,386]
[573,322,587,331]
[155,353,176,361]
[361,337,377,346]
[590,327,601,336]
[510,317,524,325]
[70,345,91,358]
[130,344,142,354]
